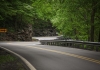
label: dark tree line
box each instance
[0,0,34,31]
[0,0,100,42]
[33,0,100,42]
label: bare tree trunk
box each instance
[90,1,97,42]
[88,29,90,41]
[98,29,100,42]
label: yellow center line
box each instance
[7,43,100,64]
[31,47,100,64]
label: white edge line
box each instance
[0,46,36,70]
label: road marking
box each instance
[7,42,38,46]
[31,46,100,64]
[0,46,36,70]
[7,43,100,64]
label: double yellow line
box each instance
[32,47,100,64]
[7,43,100,64]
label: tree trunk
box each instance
[90,24,94,42]
[90,1,97,42]
[98,29,100,42]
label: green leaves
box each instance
[32,0,100,41]
[0,0,100,41]
[32,0,55,20]
[0,0,34,26]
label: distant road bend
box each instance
[0,37,100,70]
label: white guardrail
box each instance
[40,40,100,52]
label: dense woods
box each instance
[33,17,57,36]
[0,0,34,27]
[33,0,100,42]
[0,0,100,41]
[0,0,34,40]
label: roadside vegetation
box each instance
[0,0,100,69]
[0,48,27,70]
[1,0,100,42]
[32,0,100,42]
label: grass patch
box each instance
[0,49,27,70]
[0,54,16,64]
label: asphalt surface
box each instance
[0,37,100,70]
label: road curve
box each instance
[0,42,100,70]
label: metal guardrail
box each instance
[40,40,100,51]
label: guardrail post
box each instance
[62,42,65,46]
[90,45,94,50]
[74,44,76,48]
[66,43,68,47]
[67,43,69,47]
[82,44,84,49]
[50,42,52,45]
[40,40,100,52]
[96,46,99,51]
[47,42,49,45]
[52,42,54,45]
[42,42,44,45]
[71,43,74,47]
[64,42,66,46]
[65,42,67,46]
[68,43,71,47]
[57,42,58,46]
[54,42,55,45]
[59,42,61,46]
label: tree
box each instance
[0,0,35,41]
[0,0,34,29]
[33,0,100,41]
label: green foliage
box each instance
[33,18,52,29]
[0,0,35,32]
[32,0,100,41]
[32,0,56,20]
[0,0,100,41]
[0,54,16,64]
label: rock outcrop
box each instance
[0,24,32,41]
[32,28,57,36]
[32,18,57,37]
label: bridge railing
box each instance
[40,40,100,51]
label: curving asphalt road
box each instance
[0,37,100,70]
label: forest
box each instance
[0,0,100,42]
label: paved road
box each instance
[0,37,100,70]
[32,36,59,40]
